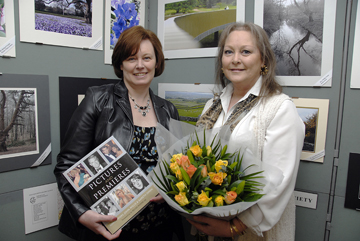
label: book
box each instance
[63,136,159,234]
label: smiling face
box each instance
[120,39,157,89]
[222,30,263,91]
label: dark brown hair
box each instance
[216,22,282,97]
[112,26,165,79]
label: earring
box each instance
[260,65,268,76]
[221,67,224,73]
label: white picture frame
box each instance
[104,0,146,64]
[350,0,360,88]
[157,0,245,59]
[293,98,329,163]
[0,0,15,57]
[18,0,103,50]
[254,0,336,87]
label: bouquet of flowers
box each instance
[149,119,284,221]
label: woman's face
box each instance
[121,39,157,89]
[116,189,124,198]
[221,30,263,90]
[131,177,143,190]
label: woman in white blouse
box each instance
[188,22,305,241]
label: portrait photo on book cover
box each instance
[111,184,135,209]
[94,196,120,216]
[99,139,124,162]
[84,152,108,175]
[66,163,92,189]
[126,171,149,195]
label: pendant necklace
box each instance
[129,94,151,117]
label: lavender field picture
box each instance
[34,0,92,37]
[110,0,141,49]
[0,0,5,37]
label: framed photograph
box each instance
[19,0,103,50]
[59,77,118,144]
[157,0,245,59]
[158,83,219,125]
[254,0,336,87]
[104,0,145,64]
[292,98,329,163]
[0,0,15,57]
[0,74,51,173]
[350,1,360,88]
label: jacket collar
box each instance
[113,81,168,125]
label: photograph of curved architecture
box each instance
[163,0,236,50]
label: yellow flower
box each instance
[208,172,227,185]
[197,190,212,207]
[200,164,208,178]
[170,153,183,163]
[175,169,183,180]
[176,181,187,192]
[175,192,189,206]
[190,145,203,157]
[170,162,180,174]
[215,160,228,173]
[224,191,237,205]
[206,146,212,156]
[214,196,225,206]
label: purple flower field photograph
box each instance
[34,0,92,37]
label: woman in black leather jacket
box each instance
[54,26,184,241]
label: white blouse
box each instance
[201,78,305,235]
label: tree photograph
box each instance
[0,89,38,159]
[34,0,92,37]
[296,107,318,152]
[263,0,324,76]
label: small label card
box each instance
[294,190,318,209]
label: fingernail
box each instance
[112,217,117,221]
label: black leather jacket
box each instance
[54,81,179,239]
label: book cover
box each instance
[63,136,159,234]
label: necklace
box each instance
[129,94,151,117]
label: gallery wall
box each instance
[0,0,359,240]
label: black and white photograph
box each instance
[83,152,107,175]
[254,0,336,86]
[263,0,324,76]
[100,143,116,163]
[126,171,149,195]
[34,0,92,37]
[0,88,39,159]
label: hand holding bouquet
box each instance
[150,120,283,220]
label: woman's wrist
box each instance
[231,218,247,236]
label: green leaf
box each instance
[167,191,179,195]
[166,175,179,183]
[236,180,246,195]
[180,167,191,185]
[190,166,203,189]
[187,149,195,164]
[212,189,226,196]
[204,187,212,192]
[242,193,264,202]
[207,200,214,207]
[220,145,228,157]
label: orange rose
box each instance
[208,172,227,185]
[186,165,197,179]
[200,164,208,178]
[224,191,237,205]
[190,145,203,157]
[179,155,191,170]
